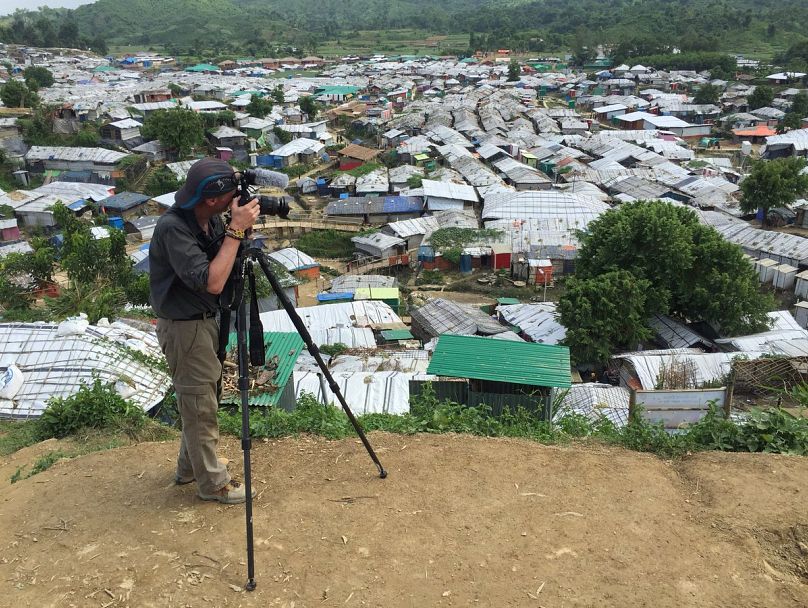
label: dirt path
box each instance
[1,434,807,607]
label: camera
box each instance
[237,169,290,218]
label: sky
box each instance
[0,0,95,16]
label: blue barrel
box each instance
[460,253,472,273]
[108,217,124,230]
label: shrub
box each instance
[38,379,146,438]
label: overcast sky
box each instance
[0,0,95,16]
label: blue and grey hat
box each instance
[174,157,238,209]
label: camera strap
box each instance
[247,265,266,367]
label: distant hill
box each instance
[4,0,808,59]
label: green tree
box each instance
[791,92,808,117]
[246,94,273,118]
[565,201,772,355]
[299,95,319,120]
[747,85,774,110]
[0,79,39,108]
[141,106,204,158]
[168,82,183,97]
[693,83,720,105]
[506,58,521,81]
[740,158,808,221]
[777,112,803,133]
[23,66,54,90]
[272,126,292,145]
[143,166,180,197]
[271,85,285,105]
[559,271,654,364]
[45,203,146,322]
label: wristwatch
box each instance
[225,225,246,240]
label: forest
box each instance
[0,0,807,67]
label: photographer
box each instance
[149,157,259,505]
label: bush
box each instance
[217,384,808,458]
[297,229,355,259]
[38,379,146,439]
[415,269,443,285]
[319,342,349,357]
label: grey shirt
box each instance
[149,207,225,320]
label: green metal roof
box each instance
[381,329,414,341]
[221,331,304,406]
[186,63,221,72]
[427,334,571,388]
[316,85,359,95]
[496,297,520,305]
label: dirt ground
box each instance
[1,433,807,608]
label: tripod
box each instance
[218,232,387,591]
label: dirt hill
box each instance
[1,433,807,607]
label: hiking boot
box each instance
[175,457,231,485]
[198,480,255,505]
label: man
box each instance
[149,157,260,504]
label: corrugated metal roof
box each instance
[25,146,128,164]
[428,334,571,387]
[267,247,318,271]
[222,331,303,406]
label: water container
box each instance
[108,217,124,230]
[460,253,472,273]
[740,141,752,156]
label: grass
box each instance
[219,389,808,459]
[317,29,469,57]
[296,229,356,259]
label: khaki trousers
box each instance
[156,317,230,494]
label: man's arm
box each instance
[206,198,260,295]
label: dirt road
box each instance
[1,434,806,607]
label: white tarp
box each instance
[293,370,419,414]
[0,319,170,419]
[259,301,402,332]
[497,303,566,344]
[552,383,630,428]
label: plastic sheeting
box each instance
[613,351,766,390]
[0,320,170,419]
[259,301,402,332]
[497,303,566,344]
[293,371,419,414]
[553,383,630,428]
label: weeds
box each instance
[218,385,808,459]
[38,379,147,439]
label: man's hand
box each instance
[229,197,260,231]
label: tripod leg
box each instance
[236,292,258,590]
[254,252,387,479]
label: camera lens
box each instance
[257,195,290,218]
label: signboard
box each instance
[630,388,730,430]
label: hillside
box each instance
[1,433,807,606]
[62,0,808,55]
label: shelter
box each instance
[426,334,571,416]
[267,247,320,280]
[0,319,170,419]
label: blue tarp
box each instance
[317,292,354,302]
[67,199,90,211]
[382,196,422,213]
